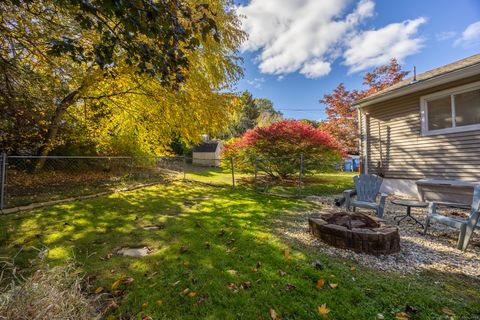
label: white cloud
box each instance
[237,0,375,78]
[300,60,332,78]
[343,17,426,73]
[237,0,427,77]
[454,21,480,48]
[246,77,265,89]
[435,31,456,41]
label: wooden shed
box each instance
[192,141,223,167]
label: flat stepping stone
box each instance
[117,246,154,257]
[142,224,165,230]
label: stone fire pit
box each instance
[308,211,400,255]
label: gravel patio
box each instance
[276,195,480,279]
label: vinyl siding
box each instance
[360,75,480,181]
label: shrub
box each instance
[223,120,343,178]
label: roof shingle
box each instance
[192,141,221,153]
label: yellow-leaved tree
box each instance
[1,0,245,164]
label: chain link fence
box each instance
[253,155,345,197]
[0,153,353,210]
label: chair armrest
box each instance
[343,189,356,209]
[343,189,356,199]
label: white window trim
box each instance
[420,81,480,136]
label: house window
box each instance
[421,82,480,135]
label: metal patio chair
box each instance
[343,174,387,218]
[424,184,480,251]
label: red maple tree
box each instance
[320,58,409,154]
[223,120,343,177]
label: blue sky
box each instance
[234,0,480,120]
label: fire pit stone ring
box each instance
[309,211,400,255]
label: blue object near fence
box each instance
[343,157,359,172]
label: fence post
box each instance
[230,157,235,188]
[0,152,6,210]
[298,153,303,196]
[183,155,186,180]
[254,158,258,191]
[128,156,134,181]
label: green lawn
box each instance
[186,167,356,197]
[1,179,479,319]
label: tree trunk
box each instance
[34,86,83,172]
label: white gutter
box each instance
[354,63,480,109]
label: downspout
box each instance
[358,109,369,174]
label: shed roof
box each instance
[192,141,221,153]
[354,54,480,108]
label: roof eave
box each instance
[353,63,480,109]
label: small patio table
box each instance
[391,199,428,228]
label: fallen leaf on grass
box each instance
[228,283,239,293]
[180,245,188,253]
[329,283,338,289]
[112,289,125,297]
[316,278,325,289]
[240,281,252,289]
[285,284,296,291]
[100,253,114,261]
[351,266,356,272]
[182,288,191,295]
[195,294,209,306]
[103,300,118,314]
[312,260,324,270]
[188,291,197,298]
[283,248,289,260]
[123,277,134,285]
[269,308,280,320]
[156,300,163,305]
[318,304,330,317]
[278,270,287,277]
[95,287,104,294]
[441,307,455,316]
[141,303,148,310]
[405,305,417,314]
[182,261,191,266]
[111,279,122,290]
[227,269,237,275]
[395,312,410,320]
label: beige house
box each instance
[354,54,480,197]
[192,141,223,167]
